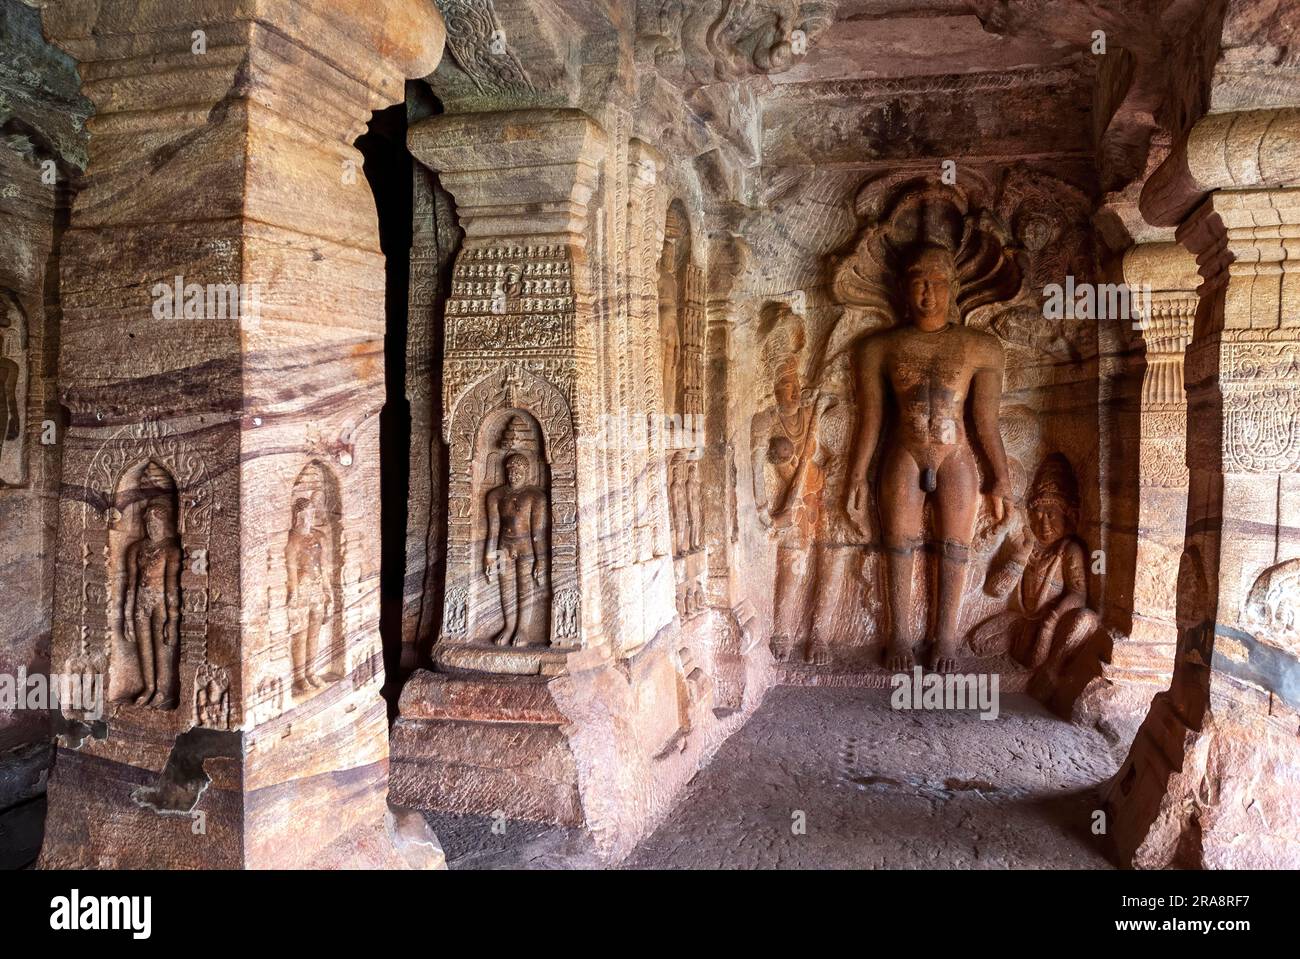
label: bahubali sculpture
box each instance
[845,245,1012,673]
[484,451,551,647]
[286,493,335,694]
[124,500,183,709]
[752,305,836,664]
[972,453,1099,686]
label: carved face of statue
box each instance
[774,370,801,409]
[144,505,169,541]
[904,247,956,332]
[1028,497,1070,547]
[505,454,529,489]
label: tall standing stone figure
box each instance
[286,495,335,694]
[845,245,1012,673]
[0,297,21,457]
[752,306,836,665]
[484,452,551,648]
[124,500,183,709]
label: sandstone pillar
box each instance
[1107,242,1199,689]
[393,107,761,856]
[1108,107,1300,868]
[38,0,445,869]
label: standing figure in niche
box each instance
[669,451,690,556]
[751,311,836,665]
[973,453,1099,687]
[287,495,335,694]
[687,456,703,551]
[845,245,1012,673]
[484,452,551,647]
[0,299,21,458]
[125,501,183,709]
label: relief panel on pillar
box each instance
[70,421,222,728]
[437,366,578,675]
[659,203,708,620]
[284,461,345,698]
[0,289,29,487]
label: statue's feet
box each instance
[492,630,514,647]
[134,689,156,708]
[806,641,831,667]
[929,645,962,674]
[883,642,915,673]
[770,635,798,663]
[292,679,311,695]
[152,696,178,711]
[307,673,325,689]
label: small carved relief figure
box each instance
[125,501,183,709]
[286,494,335,694]
[687,458,702,551]
[484,452,551,647]
[973,454,1098,685]
[669,451,690,556]
[0,299,20,455]
[845,245,1012,673]
[491,264,523,316]
[751,307,836,665]
[195,665,230,730]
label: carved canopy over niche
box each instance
[639,0,839,84]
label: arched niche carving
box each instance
[285,460,346,695]
[441,366,579,655]
[75,422,217,722]
[0,288,29,486]
[106,460,181,707]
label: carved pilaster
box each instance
[1114,243,1198,679]
[411,108,608,667]
[1110,106,1300,869]
[39,0,446,870]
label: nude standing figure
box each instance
[287,495,335,694]
[125,501,183,708]
[845,245,1012,673]
[484,452,551,648]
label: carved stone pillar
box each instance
[1109,243,1198,687]
[38,0,445,869]
[408,108,605,674]
[1108,108,1300,868]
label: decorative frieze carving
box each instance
[640,0,839,84]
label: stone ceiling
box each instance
[772,0,1083,83]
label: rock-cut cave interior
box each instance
[1,0,1299,879]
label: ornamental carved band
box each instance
[1188,334,1300,475]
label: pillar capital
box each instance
[409,108,607,243]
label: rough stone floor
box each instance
[429,686,1129,870]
